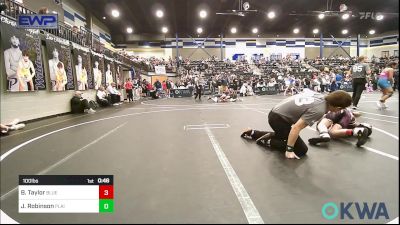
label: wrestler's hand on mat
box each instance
[285,146,300,159]
[285,151,300,159]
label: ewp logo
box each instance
[322,202,389,220]
[18,14,58,29]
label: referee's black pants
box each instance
[352,78,366,107]
[252,111,308,157]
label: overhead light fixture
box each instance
[369,29,375,35]
[103,16,106,20]
[341,13,350,20]
[127,27,133,33]
[199,10,207,18]
[162,26,168,33]
[376,14,384,20]
[231,27,237,34]
[342,29,348,34]
[111,9,120,18]
[252,27,258,34]
[197,27,203,34]
[313,28,319,34]
[293,28,299,34]
[318,13,325,19]
[156,10,164,18]
[267,11,275,19]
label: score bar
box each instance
[18,175,114,213]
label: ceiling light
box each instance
[162,26,168,33]
[103,16,106,20]
[231,27,237,34]
[127,27,133,33]
[197,27,203,34]
[199,10,207,18]
[318,13,325,19]
[342,13,349,20]
[156,10,164,18]
[342,29,348,34]
[369,29,375,35]
[111,9,120,18]
[267,11,275,19]
[313,28,319,34]
[293,28,299,34]
[252,28,258,34]
[376,14,384,21]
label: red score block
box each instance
[99,185,114,199]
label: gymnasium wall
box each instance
[0,43,97,123]
[171,48,221,60]
[22,0,64,21]
[131,48,167,58]
[364,44,399,58]
[305,47,351,59]
[126,34,398,60]
[0,14,129,124]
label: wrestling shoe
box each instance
[308,133,331,145]
[357,123,372,137]
[354,127,369,147]
[376,101,384,110]
[240,128,253,139]
[7,118,20,126]
[255,132,275,147]
[9,123,25,130]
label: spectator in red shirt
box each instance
[125,78,134,102]
[145,82,153,97]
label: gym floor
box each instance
[1,92,398,224]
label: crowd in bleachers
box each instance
[123,55,398,99]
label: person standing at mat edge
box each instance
[241,90,352,159]
[377,61,397,110]
[349,56,371,110]
[194,76,202,101]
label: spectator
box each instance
[166,80,172,98]
[124,78,134,102]
[154,79,162,94]
[70,91,96,114]
[38,7,49,14]
[267,78,277,87]
[71,25,83,45]
[162,80,167,97]
[107,82,122,105]
[336,71,343,90]
[1,119,25,136]
[96,86,111,107]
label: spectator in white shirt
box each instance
[107,82,122,105]
[256,79,266,88]
[96,86,111,107]
[267,78,277,87]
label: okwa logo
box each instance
[322,202,389,220]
